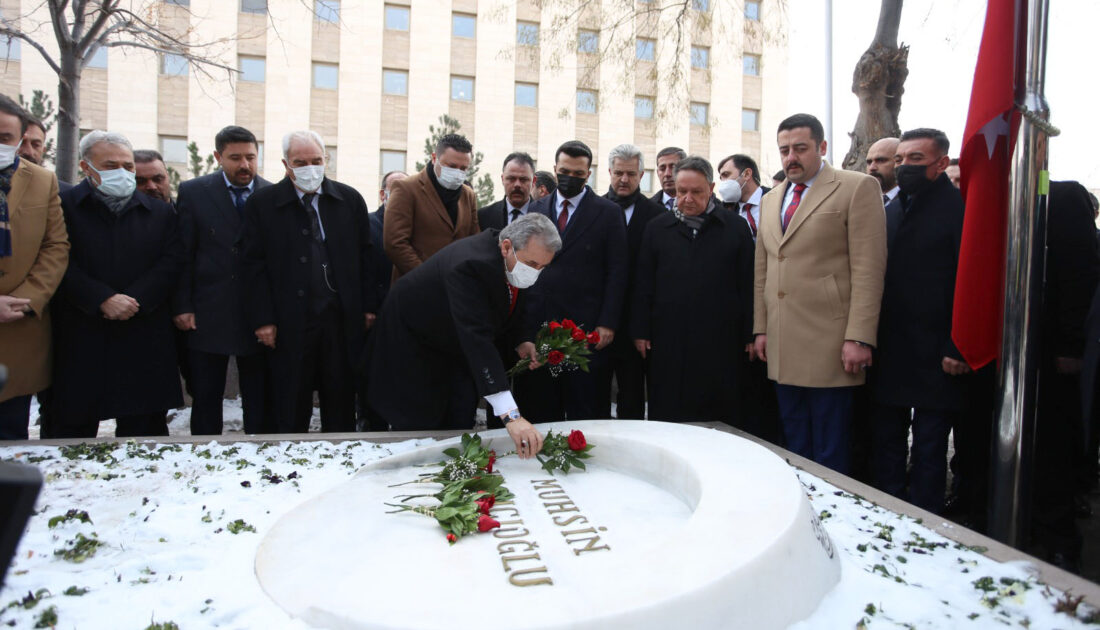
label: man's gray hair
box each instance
[282,130,325,158]
[608,143,644,171]
[674,155,714,184]
[79,130,133,160]
[499,213,562,253]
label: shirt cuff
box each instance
[484,390,517,418]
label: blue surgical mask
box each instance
[92,165,137,198]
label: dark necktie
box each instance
[882,193,890,206]
[665,198,675,212]
[508,284,519,315]
[230,186,249,216]
[742,203,757,237]
[782,184,807,233]
[557,200,570,232]
[510,208,521,224]
[302,193,322,242]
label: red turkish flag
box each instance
[951,0,1024,369]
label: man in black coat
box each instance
[631,156,754,423]
[515,140,628,422]
[870,129,968,514]
[598,144,662,419]
[174,126,272,435]
[52,131,185,438]
[367,215,553,458]
[368,170,406,307]
[478,152,535,231]
[241,131,376,434]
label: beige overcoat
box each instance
[383,167,479,282]
[753,162,886,387]
[0,160,69,402]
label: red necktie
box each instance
[557,200,570,232]
[742,203,757,237]
[508,285,519,315]
[782,184,807,233]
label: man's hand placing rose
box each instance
[505,416,544,459]
[594,326,614,350]
[255,325,277,348]
[516,341,542,369]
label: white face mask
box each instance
[506,247,542,289]
[292,164,325,192]
[436,164,467,190]
[0,139,21,170]
[717,178,742,204]
[92,165,137,198]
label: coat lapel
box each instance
[762,184,785,249]
[5,161,32,222]
[205,173,243,239]
[780,162,840,245]
[557,188,599,250]
[416,168,454,231]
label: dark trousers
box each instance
[188,349,269,435]
[0,395,31,440]
[950,365,996,530]
[848,383,876,484]
[54,412,169,439]
[515,348,608,423]
[871,404,954,513]
[1032,368,1082,559]
[596,341,646,419]
[774,384,855,474]
[737,356,782,443]
[285,305,354,433]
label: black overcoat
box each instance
[604,190,662,355]
[240,177,376,398]
[477,199,508,232]
[366,230,524,430]
[173,171,272,356]
[52,181,185,420]
[368,205,393,307]
[873,174,965,410]
[630,206,754,422]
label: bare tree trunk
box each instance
[841,0,908,172]
[55,62,81,184]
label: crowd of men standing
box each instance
[1,90,1098,570]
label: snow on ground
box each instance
[1,436,1098,629]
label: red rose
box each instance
[476,494,495,514]
[571,328,586,341]
[586,330,600,345]
[446,533,457,544]
[478,515,501,532]
[567,430,587,451]
[548,321,561,331]
[547,350,565,365]
[561,319,577,330]
[485,450,496,473]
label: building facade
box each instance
[0,0,788,199]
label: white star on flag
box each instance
[978,112,1011,160]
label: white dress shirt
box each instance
[554,188,587,227]
[739,186,764,230]
[506,200,530,224]
[661,191,676,211]
[883,185,900,205]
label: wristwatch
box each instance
[501,408,521,424]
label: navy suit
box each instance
[175,172,273,434]
[478,200,509,232]
[515,186,628,421]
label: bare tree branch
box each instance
[0,27,61,74]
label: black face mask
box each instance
[895,164,934,196]
[556,174,586,198]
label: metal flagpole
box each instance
[989,0,1058,546]
[824,0,834,162]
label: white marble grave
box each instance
[255,421,840,629]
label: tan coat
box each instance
[753,162,886,387]
[0,160,69,402]
[383,167,479,282]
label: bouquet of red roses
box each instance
[507,319,599,378]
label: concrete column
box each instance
[263,0,314,175]
[336,1,383,194]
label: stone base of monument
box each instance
[255,421,840,629]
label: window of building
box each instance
[381,150,406,177]
[0,36,20,61]
[636,38,655,62]
[382,69,408,95]
[161,53,188,76]
[325,146,337,176]
[576,90,598,114]
[163,0,190,6]
[453,13,476,39]
[515,83,537,107]
[742,108,760,131]
[160,136,188,164]
[641,170,654,193]
[577,30,599,54]
[517,22,539,46]
[239,56,265,82]
[634,96,654,119]
[745,1,761,21]
[385,5,410,31]
[240,0,267,14]
[313,63,338,90]
[743,54,760,76]
[690,102,708,126]
[315,0,338,23]
[692,0,709,11]
[691,46,709,69]
[451,76,474,101]
[86,46,108,69]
